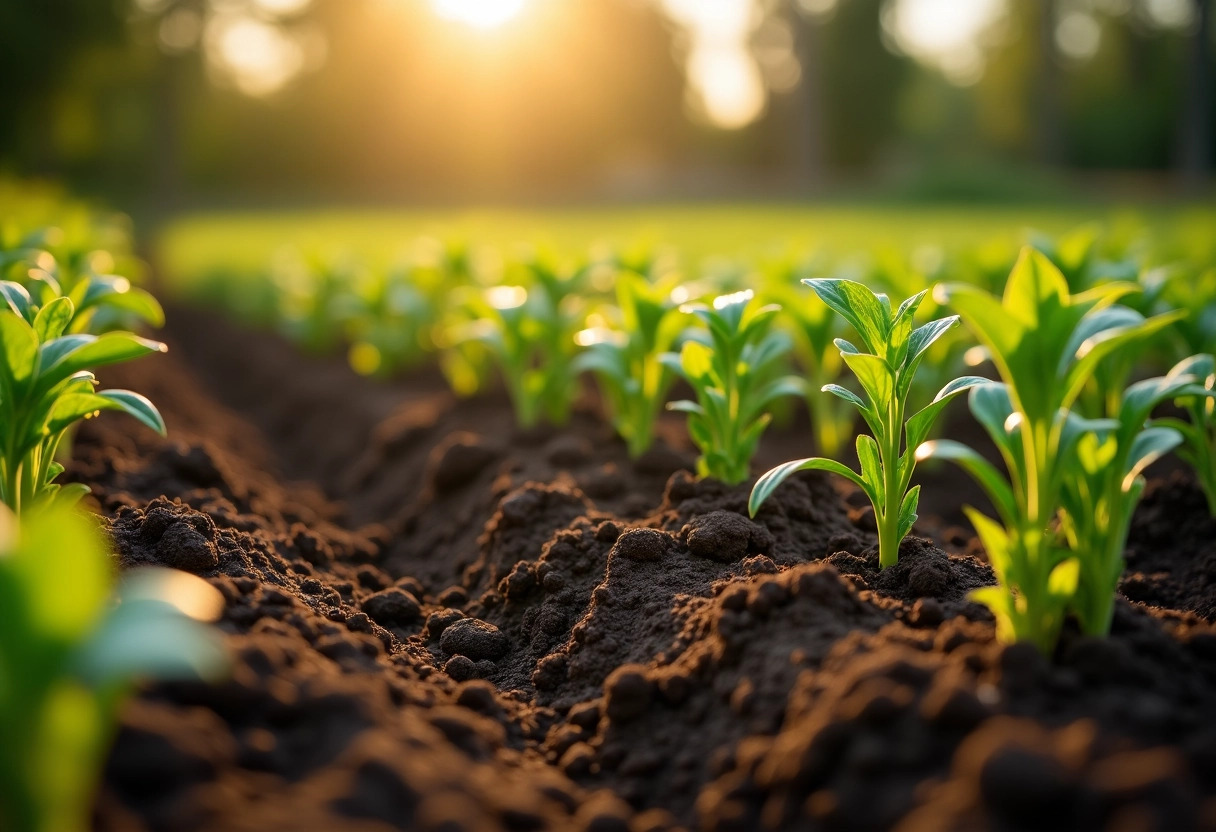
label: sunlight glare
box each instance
[433,0,527,29]
[661,0,765,130]
[886,0,1006,84]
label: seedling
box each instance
[1,285,166,513]
[749,279,987,568]
[455,258,587,427]
[574,272,686,457]
[1155,354,1216,516]
[663,289,802,485]
[1057,359,1208,634]
[921,248,1184,651]
[0,503,227,832]
[345,263,440,377]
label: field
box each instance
[5,199,1216,832]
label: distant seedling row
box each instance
[180,224,1216,655]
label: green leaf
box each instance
[679,340,715,383]
[856,434,884,502]
[1122,426,1182,490]
[921,440,1017,527]
[969,585,1016,642]
[1,281,34,322]
[79,280,166,328]
[1047,557,1081,599]
[749,457,870,516]
[897,484,920,540]
[33,296,74,343]
[905,375,990,451]
[821,383,867,410]
[37,332,167,393]
[963,506,1014,578]
[0,311,39,390]
[96,390,168,436]
[905,316,960,368]
[841,352,893,409]
[804,278,889,354]
[1003,247,1069,326]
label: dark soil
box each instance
[77,306,1216,832]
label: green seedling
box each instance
[345,263,440,378]
[663,289,803,485]
[1057,359,1208,635]
[1155,354,1216,516]
[0,503,227,832]
[921,248,1184,651]
[750,279,987,568]
[574,272,686,457]
[1,286,166,513]
[456,259,587,427]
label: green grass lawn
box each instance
[156,202,1216,288]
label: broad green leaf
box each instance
[679,340,715,383]
[750,456,870,516]
[897,485,920,540]
[805,279,889,354]
[842,352,893,409]
[1122,426,1183,490]
[1003,247,1069,326]
[34,297,74,343]
[964,506,1014,578]
[79,280,166,328]
[856,434,884,502]
[1048,557,1081,599]
[96,390,167,436]
[37,332,167,393]
[0,311,39,389]
[1,281,34,322]
[936,283,1023,378]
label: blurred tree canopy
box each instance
[0,0,1210,205]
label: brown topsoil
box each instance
[75,305,1216,832]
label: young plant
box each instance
[455,258,586,428]
[749,279,988,568]
[662,289,803,485]
[0,503,227,832]
[1,286,167,513]
[1057,359,1208,635]
[574,272,686,457]
[1155,353,1216,515]
[920,248,1184,651]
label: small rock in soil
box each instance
[440,618,509,661]
[360,588,421,628]
[681,510,772,562]
[611,528,670,562]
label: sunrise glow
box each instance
[432,0,527,29]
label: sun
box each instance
[432,0,528,29]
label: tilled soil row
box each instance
[77,307,1216,832]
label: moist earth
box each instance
[76,307,1216,832]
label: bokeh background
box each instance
[2,0,1212,216]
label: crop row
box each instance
[180,224,1216,657]
[0,192,225,832]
